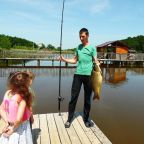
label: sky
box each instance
[0,0,144,49]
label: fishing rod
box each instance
[58,0,65,116]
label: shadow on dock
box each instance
[32,128,41,144]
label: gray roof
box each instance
[97,40,130,48]
[97,41,115,48]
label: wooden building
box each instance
[97,41,130,60]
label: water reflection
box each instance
[0,67,132,83]
[127,68,144,75]
[0,68,75,77]
[103,68,128,86]
[0,67,144,144]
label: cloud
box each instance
[90,0,110,14]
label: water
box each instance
[0,67,144,144]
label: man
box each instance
[60,28,99,128]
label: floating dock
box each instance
[32,112,112,144]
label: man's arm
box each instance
[60,55,78,64]
[93,56,100,65]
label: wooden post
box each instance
[23,60,25,67]
[65,62,68,67]
[52,59,54,66]
[119,61,122,67]
[37,60,40,67]
[6,59,8,67]
[106,61,109,67]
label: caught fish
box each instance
[91,64,103,100]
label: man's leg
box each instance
[83,75,93,127]
[65,74,82,128]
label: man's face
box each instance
[79,32,89,44]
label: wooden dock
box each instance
[32,112,112,144]
[0,57,144,68]
[0,50,144,67]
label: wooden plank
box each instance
[46,113,61,144]
[32,113,112,144]
[61,113,81,144]
[71,114,91,144]
[54,113,71,144]
[75,112,101,144]
[90,120,112,144]
[39,114,50,144]
[32,114,41,144]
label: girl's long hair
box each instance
[8,72,33,109]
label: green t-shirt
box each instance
[75,44,97,75]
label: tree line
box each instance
[0,34,38,50]
[0,34,144,52]
[0,34,75,51]
[121,35,144,52]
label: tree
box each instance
[0,34,38,50]
[121,35,144,52]
[0,36,11,49]
[47,44,56,50]
[56,47,61,51]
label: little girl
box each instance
[0,71,33,144]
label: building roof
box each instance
[97,40,130,48]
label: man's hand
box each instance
[59,55,65,62]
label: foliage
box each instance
[0,34,38,50]
[0,35,11,49]
[121,35,144,52]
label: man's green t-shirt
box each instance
[75,44,97,76]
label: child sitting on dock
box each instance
[0,71,34,144]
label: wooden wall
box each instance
[116,46,128,54]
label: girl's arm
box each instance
[0,106,8,123]
[3,100,26,137]
[0,90,11,123]
[14,100,26,129]
[0,106,9,134]
[60,55,78,64]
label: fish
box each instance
[91,64,103,100]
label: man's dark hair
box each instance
[79,28,89,35]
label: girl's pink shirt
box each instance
[2,92,32,123]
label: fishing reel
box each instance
[58,96,64,102]
[58,96,64,116]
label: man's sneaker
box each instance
[65,121,71,128]
[84,121,94,128]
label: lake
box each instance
[0,67,144,144]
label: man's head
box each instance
[79,28,89,45]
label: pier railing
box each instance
[0,50,144,67]
[0,49,74,59]
[97,52,144,61]
[0,50,144,61]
